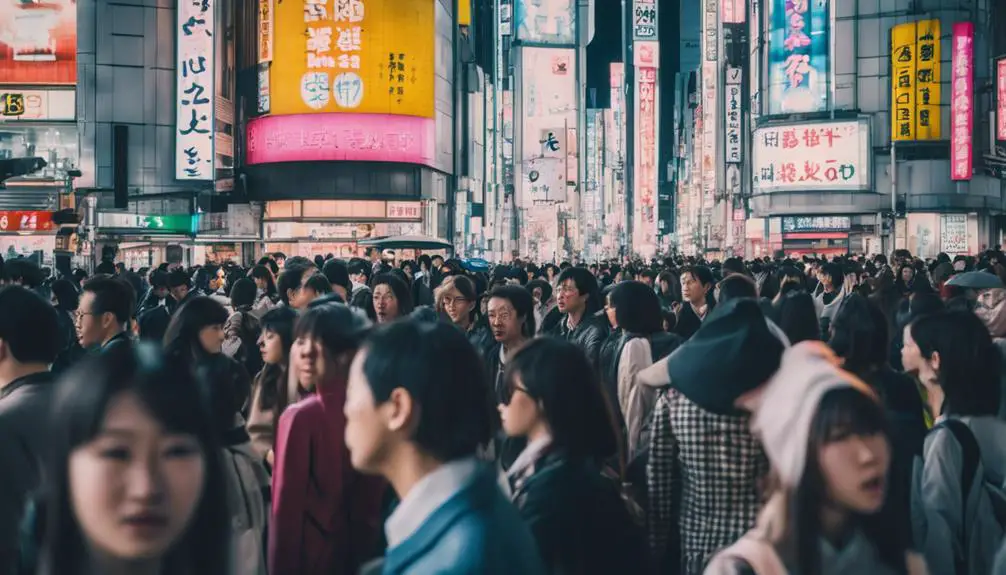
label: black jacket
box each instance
[548,311,609,368]
[511,449,650,575]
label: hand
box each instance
[266,449,274,466]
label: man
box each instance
[167,268,195,310]
[136,269,173,342]
[77,276,134,351]
[547,266,608,367]
[348,259,371,297]
[1,259,43,290]
[0,286,62,570]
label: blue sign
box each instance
[767,0,830,114]
[514,0,576,46]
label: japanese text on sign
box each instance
[997,58,1006,141]
[701,61,717,205]
[890,20,941,141]
[891,23,917,141]
[725,68,742,164]
[752,120,871,193]
[951,22,974,181]
[768,0,829,114]
[175,0,216,181]
[259,0,274,63]
[632,0,657,40]
[634,65,658,255]
[940,214,968,254]
[782,216,851,233]
[385,202,421,220]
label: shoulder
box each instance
[278,396,322,426]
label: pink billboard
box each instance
[951,22,974,181]
[245,113,436,167]
[997,58,1006,141]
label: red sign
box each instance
[951,22,974,181]
[0,0,77,86]
[997,58,1006,141]
[0,211,55,233]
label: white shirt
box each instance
[384,457,480,548]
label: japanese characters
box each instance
[175,0,215,180]
[753,121,869,192]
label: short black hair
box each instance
[304,273,332,295]
[362,320,494,461]
[0,285,60,364]
[229,278,257,308]
[3,259,43,288]
[717,274,758,304]
[167,269,190,289]
[82,276,135,325]
[322,259,351,292]
[608,281,663,334]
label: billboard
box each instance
[175,0,216,181]
[722,0,745,25]
[0,0,76,85]
[259,0,274,63]
[891,20,941,141]
[633,0,657,41]
[270,0,435,118]
[998,58,1006,141]
[521,47,577,203]
[951,22,973,181]
[0,89,74,120]
[725,68,742,164]
[767,0,830,114]
[246,112,435,167]
[752,119,872,193]
[634,41,659,257]
[515,0,575,46]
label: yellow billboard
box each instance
[891,20,941,141]
[891,22,917,141]
[270,0,435,118]
[914,19,941,140]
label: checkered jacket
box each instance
[646,388,769,575]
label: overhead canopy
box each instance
[357,235,452,251]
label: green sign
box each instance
[97,213,200,234]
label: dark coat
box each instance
[548,311,609,368]
[511,450,650,575]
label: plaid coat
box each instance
[646,388,769,575]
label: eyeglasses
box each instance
[500,383,532,405]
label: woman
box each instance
[269,304,385,575]
[498,338,648,574]
[438,275,492,353]
[484,285,536,404]
[34,343,231,575]
[705,344,926,575]
[246,306,298,464]
[904,311,1006,575]
[371,273,413,324]
[343,320,545,574]
[674,265,715,340]
[225,278,264,377]
[249,265,278,314]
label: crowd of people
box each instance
[0,246,1004,574]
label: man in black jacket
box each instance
[548,266,609,368]
[0,286,61,572]
[77,276,134,352]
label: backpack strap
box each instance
[936,419,980,507]
[719,537,787,575]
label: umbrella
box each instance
[946,271,1004,290]
[357,235,452,250]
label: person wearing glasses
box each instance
[76,275,135,352]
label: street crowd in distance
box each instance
[0,247,1005,574]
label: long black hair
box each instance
[38,343,230,575]
[163,296,229,363]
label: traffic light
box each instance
[0,157,47,182]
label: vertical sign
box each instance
[704,0,718,62]
[633,0,658,41]
[890,23,916,141]
[951,22,974,182]
[702,60,717,210]
[722,0,745,24]
[258,0,273,63]
[767,0,830,114]
[634,41,659,257]
[725,67,742,164]
[175,0,216,181]
[914,20,941,140]
[997,58,1006,141]
[749,0,761,124]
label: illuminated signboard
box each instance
[0,89,75,120]
[752,120,872,193]
[515,0,575,46]
[175,0,216,181]
[951,22,974,181]
[767,0,830,114]
[0,0,76,85]
[0,211,55,233]
[891,20,941,141]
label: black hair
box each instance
[322,259,352,293]
[361,320,494,461]
[50,278,79,312]
[167,269,190,289]
[81,276,135,325]
[773,291,821,345]
[487,285,536,338]
[38,343,230,575]
[163,296,229,363]
[149,269,170,290]
[304,273,333,296]
[829,294,886,374]
[608,281,662,335]
[229,277,257,309]
[716,274,758,304]
[788,387,905,575]
[503,338,619,461]
[0,285,61,364]
[370,273,414,317]
[293,303,372,360]
[276,264,311,305]
[256,307,299,415]
[526,278,553,303]
[910,310,1001,417]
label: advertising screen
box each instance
[767,0,830,114]
[890,20,941,141]
[752,119,872,193]
[520,47,577,204]
[951,22,974,181]
[515,0,575,46]
[270,0,434,118]
[0,0,76,85]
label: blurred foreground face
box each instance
[344,348,392,473]
[69,391,205,561]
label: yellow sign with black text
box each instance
[270,0,435,118]
[891,20,941,141]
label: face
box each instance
[253,277,267,290]
[257,329,285,365]
[498,373,543,438]
[295,335,341,389]
[901,267,914,282]
[604,295,617,328]
[901,324,939,384]
[373,284,400,324]
[289,269,315,309]
[69,392,205,562]
[680,272,708,304]
[169,285,188,302]
[76,291,111,348]
[197,324,224,355]
[153,287,169,300]
[441,286,474,325]
[488,297,522,344]
[818,432,890,515]
[556,279,586,314]
[344,349,393,473]
[659,279,670,294]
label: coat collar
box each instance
[1,370,54,399]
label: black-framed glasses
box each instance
[500,382,532,406]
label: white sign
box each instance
[386,201,422,220]
[633,0,657,40]
[0,90,75,121]
[257,64,270,114]
[175,0,216,181]
[752,120,871,193]
[725,68,742,164]
[940,214,968,254]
